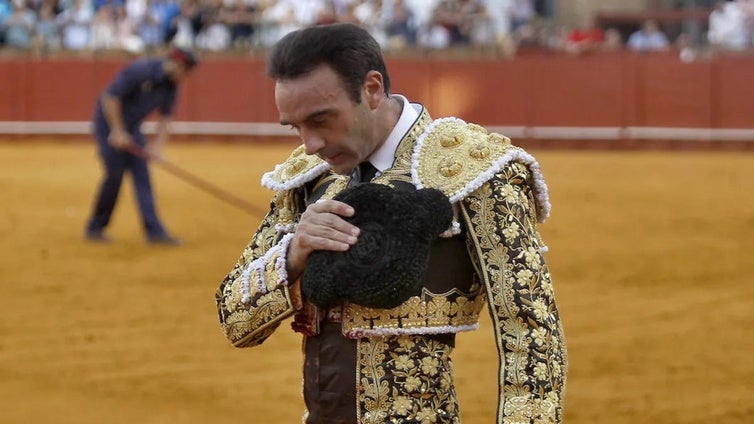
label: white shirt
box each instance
[366,94,421,175]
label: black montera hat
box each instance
[302,183,453,309]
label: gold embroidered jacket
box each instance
[216,109,567,423]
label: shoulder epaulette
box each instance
[411,117,551,222]
[261,145,330,191]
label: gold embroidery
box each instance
[266,144,325,184]
[358,335,460,423]
[383,109,432,177]
[341,290,485,336]
[311,172,349,197]
[321,174,350,200]
[438,157,464,178]
[415,119,514,200]
[222,288,294,347]
[440,134,463,148]
[272,191,297,229]
[489,132,512,146]
[461,163,567,423]
[217,208,297,348]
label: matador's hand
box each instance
[286,199,360,280]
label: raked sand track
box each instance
[1,141,752,423]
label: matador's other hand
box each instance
[286,199,360,280]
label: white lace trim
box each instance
[344,323,479,339]
[411,117,551,222]
[439,218,461,238]
[275,223,297,233]
[239,233,294,303]
[261,161,330,191]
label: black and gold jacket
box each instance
[216,108,567,423]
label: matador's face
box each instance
[274,64,381,175]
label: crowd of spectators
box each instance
[2,0,754,58]
[0,0,536,56]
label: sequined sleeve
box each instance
[461,162,568,423]
[215,192,302,348]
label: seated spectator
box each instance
[125,0,147,23]
[403,0,438,36]
[510,0,534,31]
[136,0,165,50]
[257,0,303,48]
[292,0,328,27]
[94,0,124,12]
[531,20,568,52]
[463,0,496,49]
[353,0,388,48]
[385,0,417,50]
[0,0,13,45]
[90,3,118,50]
[430,0,471,46]
[149,0,180,44]
[168,0,200,48]
[222,0,259,49]
[602,27,623,51]
[195,0,231,51]
[563,14,604,55]
[57,0,93,51]
[708,0,749,51]
[742,0,754,35]
[676,31,698,62]
[314,0,338,25]
[115,4,145,52]
[626,19,669,52]
[478,0,518,57]
[3,0,35,50]
[33,1,61,53]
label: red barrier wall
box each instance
[2,52,754,129]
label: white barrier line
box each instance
[1,122,753,141]
[625,127,754,141]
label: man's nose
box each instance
[300,129,325,155]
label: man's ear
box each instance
[364,70,385,109]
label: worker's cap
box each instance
[169,47,199,70]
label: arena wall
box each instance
[1,51,753,148]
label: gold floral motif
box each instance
[460,163,567,423]
[469,143,491,160]
[321,175,350,200]
[225,278,245,312]
[489,132,512,146]
[416,120,514,199]
[467,123,488,134]
[222,289,294,347]
[264,250,284,292]
[342,290,485,336]
[285,158,307,176]
[440,134,464,148]
[265,144,326,186]
[357,335,460,423]
[216,192,298,348]
[272,191,296,229]
[438,157,463,178]
[389,110,433,174]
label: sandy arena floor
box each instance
[1,141,752,423]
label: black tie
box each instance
[355,161,378,183]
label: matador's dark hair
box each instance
[266,23,391,104]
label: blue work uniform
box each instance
[85,58,177,239]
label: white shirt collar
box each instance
[368,94,421,173]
